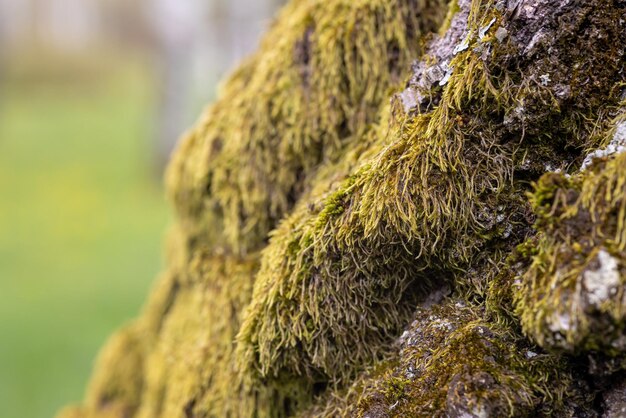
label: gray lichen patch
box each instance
[397,0,471,113]
[602,378,626,418]
[583,249,621,308]
[494,26,508,43]
[582,120,626,170]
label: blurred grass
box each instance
[0,51,170,418]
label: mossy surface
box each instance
[166,0,447,256]
[237,0,626,390]
[515,128,626,358]
[61,0,626,417]
[300,300,593,417]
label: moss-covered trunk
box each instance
[59,0,626,417]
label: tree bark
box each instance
[59,0,626,417]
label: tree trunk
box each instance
[59,0,626,417]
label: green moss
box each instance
[83,324,146,417]
[485,240,537,328]
[514,142,626,356]
[236,2,514,387]
[236,0,626,396]
[301,300,593,417]
[166,0,448,256]
[135,254,295,418]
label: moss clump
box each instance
[166,0,447,256]
[57,324,146,418]
[236,0,626,389]
[514,125,626,356]
[64,228,291,417]
[236,0,511,386]
[301,300,593,417]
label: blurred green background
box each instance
[0,0,282,417]
[0,52,168,418]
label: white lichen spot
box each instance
[544,163,562,173]
[521,3,537,18]
[479,18,497,40]
[459,405,489,418]
[453,36,471,55]
[525,350,537,359]
[581,120,626,170]
[476,407,488,418]
[424,63,447,85]
[439,64,454,86]
[548,311,572,334]
[399,88,418,113]
[611,335,626,350]
[405,364,417,379]
[583,249,621,307]
[524,30,547,54]
[433,319,453,331]
[495,27,508,43]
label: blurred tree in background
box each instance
[149,0,284,169]
[0,0,284,168]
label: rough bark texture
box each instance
[59,0,626,417]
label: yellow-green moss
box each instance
[83,323,146,417]
[61,0,626,416]
[237,0,626,384]
[136,253,298,418]
[236,1,521,386]
[514,139,626,356]
[166,0,447,256]
[300,300,593,417]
